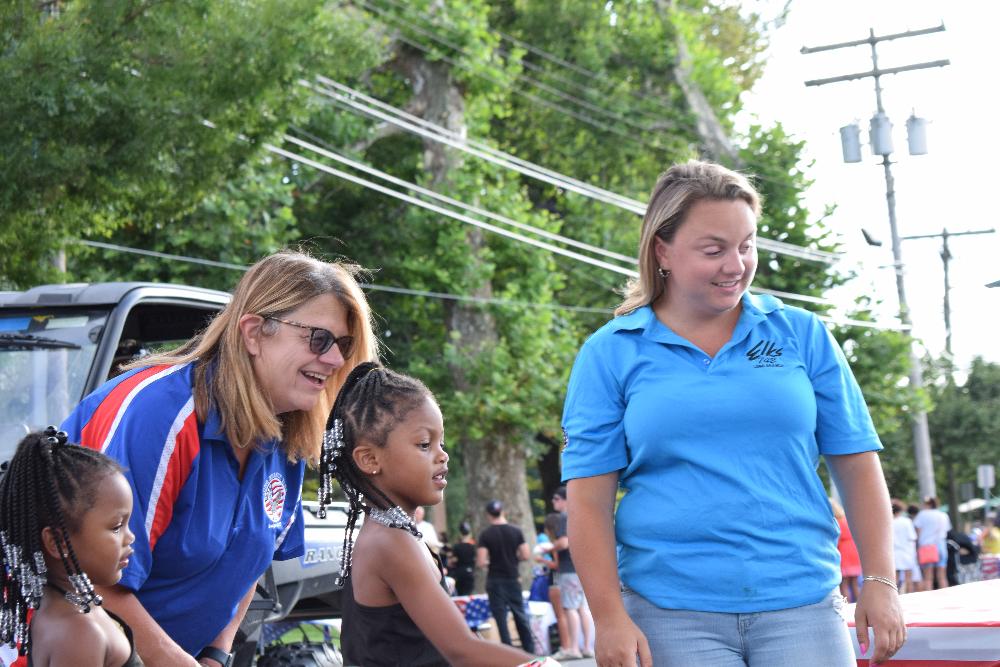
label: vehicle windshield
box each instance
[0,309,108,457]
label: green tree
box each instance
[928,358,1000,524]
[0,0,371,287]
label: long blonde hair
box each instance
[616,160,762,317]
[133,250,378,462]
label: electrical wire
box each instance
[306,77,843,264]
[76,239,906,331]
[75,240,612,314]
[283,133,638,265]
[360,0,669,134]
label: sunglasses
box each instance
[264,316,354,358]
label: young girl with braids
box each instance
[321,362,557,667]
[0,428,141,666]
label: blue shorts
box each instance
[622,587,855,666]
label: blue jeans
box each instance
[623,587,854,666]
[486,577,536,654]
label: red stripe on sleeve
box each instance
[147,409,201,551]
[79,365,171,451]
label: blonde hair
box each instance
[615,160,762,317]
[132,250,378,462]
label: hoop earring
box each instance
[657,267,671,279]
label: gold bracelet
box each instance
[863,574,899,592]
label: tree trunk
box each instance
[396,50,537,587]
[656,0,742,166]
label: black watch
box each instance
[196,646,233,667]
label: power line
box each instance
[376,0,682,121]
[353,2,665,151]
[311,77,641,211]
[76,240,613,314]
[362,0,677,133]
[306,77,843,264]
[277,135,845,308]
[283,133,637,265]
[265,142,638,277]
[268,138,916,324]
[77,239,904,331]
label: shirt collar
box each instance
[609,292,783,343]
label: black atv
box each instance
[0,282,347,666]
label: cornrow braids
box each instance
[319,362,434,583]
[0,427,123,655]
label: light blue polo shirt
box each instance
[561,293,881,612]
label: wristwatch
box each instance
[196,646,233,667]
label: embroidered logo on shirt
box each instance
[746,339,784,368]
[263,472,287,525]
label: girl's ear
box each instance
[352,443,381,476]
[239,314,265,356]
[40,526,63,560]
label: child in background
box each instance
[0,428,141,666]
[321,363,556,667]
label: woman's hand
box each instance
[594,614,652,667]
[854,581,906,664]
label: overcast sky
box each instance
[740,0,1000,372]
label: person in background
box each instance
[891,499,917,593]
[913,497,951,591]
[539,513,571,657]
[906,504,924,589]
[980,515,1000,555]
[415,506,443,555]
[561,161,905,667]
[830,497,861,602]
[450,522,477,597]
[550,487,594,660]
[477,500,536,654]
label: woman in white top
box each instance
[891,500,917,593]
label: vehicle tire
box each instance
[256,642,343,667]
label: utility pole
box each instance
[803,24,950,501]
[900,228,995,358]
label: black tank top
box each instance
[28,607,144,667]
[340,549,450,667]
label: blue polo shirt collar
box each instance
[610,292,783,345]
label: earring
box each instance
[657,267,671,279]
[370,469,379,475]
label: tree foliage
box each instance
[0,0,373,287]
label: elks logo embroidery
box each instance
[263,472,287,525]
[746,339,784,368]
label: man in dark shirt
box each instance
[476,500,536,653]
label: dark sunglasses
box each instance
[264,316,354,358]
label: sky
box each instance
[740,0,1000,373]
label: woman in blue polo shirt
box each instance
[561,161,906,667]
[62,250,378,667]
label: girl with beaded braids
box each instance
[60,250,378,667]
[323,362,555,667]
[0,428,141,666]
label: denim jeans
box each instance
[486,576,536,654]
[623,587,855,666]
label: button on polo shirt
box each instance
[561,293,881,613]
